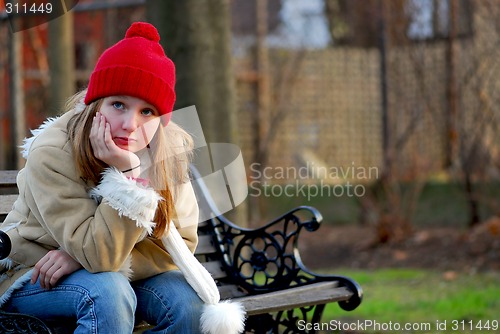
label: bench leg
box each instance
[245,314,275,333]
[245,304,327,334]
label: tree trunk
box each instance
[445,0,458,168]
[8,18,25,169]
[48,11,75,115]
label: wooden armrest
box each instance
[236,281,352,316]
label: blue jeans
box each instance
[3,269,203,334]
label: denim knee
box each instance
[134,270,204,333]
[83,271,137,308]
[70,270,137,333]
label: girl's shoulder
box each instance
[20,112,73,160]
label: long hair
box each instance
[66,89,193,238]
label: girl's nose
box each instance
[122,113,139,132]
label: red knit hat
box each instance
[84,22,176,117]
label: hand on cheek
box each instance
[89,112,141,174]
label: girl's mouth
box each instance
[114,137,134,146]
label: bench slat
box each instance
[0,194,18,218]
[235,282,352,315]
[194,234,217,255]
[0,171,18,188]
[201,261,227,280]
[217,284,247,299]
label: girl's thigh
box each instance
[4,269,136,333]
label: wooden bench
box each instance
[0,168,362,333]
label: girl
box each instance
[0,22,206,333]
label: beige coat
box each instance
[0,111,199,306]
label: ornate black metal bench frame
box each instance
[204,206,362,333]
[0,168,362,333]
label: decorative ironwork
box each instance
[206,207,362,333]
[209,207,362,304]
[0,311,53,333]
[275,304,325,334]
[211,206,319,292]
[244,304,329,333]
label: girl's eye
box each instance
[112,102,124,110]
[141,109,155,116]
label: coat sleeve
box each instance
[25,145,157,273]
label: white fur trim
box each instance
[200,301,246,334]
[89,168,161,235]
[161,223,246,334]
[20,117,59,159]
[0,268,32,308]
[20,100,86,159]
[0,258,15,271]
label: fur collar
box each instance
[20,117,60,159]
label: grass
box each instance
[321,269,500,333]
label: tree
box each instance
[7,17,25,169]
[48,11,75,115]
[452,0,500,227]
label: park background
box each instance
[0,0,499,332]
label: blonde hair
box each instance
[66,89,193,238]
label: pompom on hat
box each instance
[84,22,176,121]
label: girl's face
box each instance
[99,96,161,153]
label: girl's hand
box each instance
[90,112,141,176]
[31,250,83,289]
